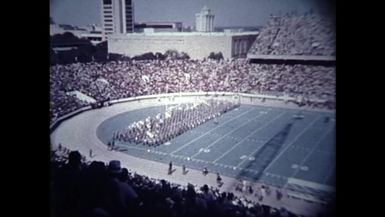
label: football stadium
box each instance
[50,1,335,217]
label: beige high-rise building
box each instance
[101,0,134,39]
[195,6,215,32]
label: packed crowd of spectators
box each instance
[50,89,90,121]
[50,59,335,123]
[249,14,335,56]
[114,100,240,146]
[51,150,307,217]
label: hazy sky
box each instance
[50,0,334,27]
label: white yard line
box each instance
[214,110,287,163]
[190,110,265,159]
[235,111,290,168]
[283,127,335,188]
[170,107,254,155]
[253,114,321,171]
[291,145,335,155]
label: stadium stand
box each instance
[50,59,335,123]
[51,150,319,217]
[50,12,336,217]
[248,14,335,56]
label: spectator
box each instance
[50,59,335,124]
[168,161,173,174]
[182,164,187,174]
[249,14,335,56]
[51,153,306,217]
[203,167,208,176]
[216,173,223,187]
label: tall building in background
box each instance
[195,6,215,32]
[101,0,134,38]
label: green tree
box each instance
[164,50,179,59]
[155,52,166,60]
[208,52,216,59]
[214,52,224,60]
[208,52,223,60]
[179,52,190,59]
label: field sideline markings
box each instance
[283,126,335,188]
[121,145,196,160]
[214,110,287,164]
[235,110,288,168]
[190,109,266,159]
[291,145,334,155]
[262,114,322,175]
[169,107,254,155]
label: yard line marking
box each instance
[170,107,255,155]
[190,110,266,159]
[291,145,334,155]
[260,115,321,175]
[214,110,287,163]
[235,111,289,168]
[284,125,334,187]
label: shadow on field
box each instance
[236,122,294,181]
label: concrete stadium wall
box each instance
[108,34,232,59]
[107,34,258,59]
[50,106,92,133]
[232,35,258,58]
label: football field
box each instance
[97,104,335,199]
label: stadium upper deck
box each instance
[248,14,335,57]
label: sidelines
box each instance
[283,126,335,188]
[116,143,167,154]
[169,107,254,155]
[235,111,288,167]
[190,109,266,159]
[213,110,286,163]
[116,138,264,174]
[120,144,193,160]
